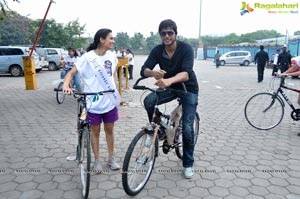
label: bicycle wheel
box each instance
[79,125,91,199]
[175,112,200,160]
[244,92,284,130]
[122,130,158,196]
[56,81,66,104]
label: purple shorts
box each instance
[86,107,118,125]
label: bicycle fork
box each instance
[139,125,160,165]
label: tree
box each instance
[0,11,32,45]
[129,33,144,51]
[145,32,160,52]
[0,0,19,19]
[114,32,130,49]
[63,19,86,48]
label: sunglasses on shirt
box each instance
[159,30,175,37]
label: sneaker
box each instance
[183,167,194,179]
[107,156,120,170]
[93,159,103,173]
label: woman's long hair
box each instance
[87,28,112,52]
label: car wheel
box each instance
[10,65,22,77]
[243,61,250,66]
[220,60,225,66]
[48,62,57,71]
[36,68,42,73]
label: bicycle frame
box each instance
[274,77,300,112]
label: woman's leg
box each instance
[91,124,101,160]
[60,69,67,79]
[104,122,115,158]
[73,72,81,91]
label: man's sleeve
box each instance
[181,44,194,73]
[140,47,159,77]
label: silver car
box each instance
[35,47,65,71]
[0,46,41,77]
[219,51,252,66]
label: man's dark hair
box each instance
[260,45,264,50]
[158,19,177,35]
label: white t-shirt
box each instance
[127,53,134,65]
[75,50,118,114]
[273,53,279,65]
[64,55,77,70]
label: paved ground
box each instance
[0,55,300,199]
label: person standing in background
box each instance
[277,46,292,73]
[214,50,221,68]
[271,49,280,76]
[254,45,269,83]
[126,49,134,79]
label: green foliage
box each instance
[114,32,130,49]
[2,9,298,54]
[202,30,284,47]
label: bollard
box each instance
[117,57,129,96]
[22,56,37,90]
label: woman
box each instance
[62,29,121,172]
[61,47,81,91]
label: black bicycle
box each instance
[55,79,76,104]
[244,75,300,130]
[122,77,200,196]
[54,88,114,199]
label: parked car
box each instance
[219,51,252,66]
[0,46,42,77]
[35,47,65,71]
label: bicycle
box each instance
[55,79,74,104]
[122,77,200,196]
[244,75,300,130]
[54,87,115,199]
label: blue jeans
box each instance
[144,89,199,168]
[61,69,81,91]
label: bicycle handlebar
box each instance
[54,88,115,96]
[133,77,188,94]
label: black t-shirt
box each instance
[141,40,199,93]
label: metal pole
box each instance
[30,0,55,56]
[198,0,202,48]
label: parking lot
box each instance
[0,55,300,199]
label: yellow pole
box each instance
[118,65,123,97]
[22,56,37,90]
[125,64,129,90]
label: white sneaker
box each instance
[107,156,120,170]
[93,159,103,173]
[183,167,194,179]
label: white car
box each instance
[219,51,252,66]
[0,46,42,77]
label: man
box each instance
[271,49,280,76]
[215,50,221,68]
[281,56,300,104]
[277,46,292,73]
[254,45,269,83]
[140,19,199,179]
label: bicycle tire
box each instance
[244,92,284,130]
[122,130,158,196]
[56,81,66,104]
[175,112,200,160]
[79,125,91,199]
